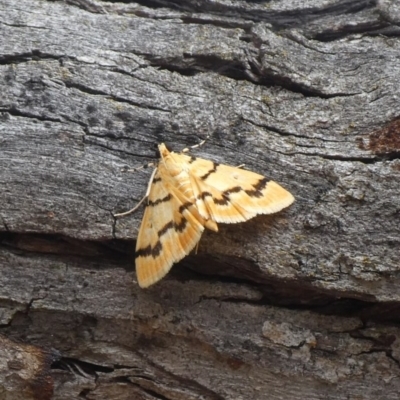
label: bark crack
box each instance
[0,50,63,65]
[2,107,63,123]
[0,214,9,232]
[63,81,172,113]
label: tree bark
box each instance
[1,0,400,399]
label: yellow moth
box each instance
[118,143,294,288]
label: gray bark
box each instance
[1,0,400,399]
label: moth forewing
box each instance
[135,169,205,288]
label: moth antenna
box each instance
[114,168,158,218]
[114,195,147,218]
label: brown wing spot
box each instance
[222,186,242,196]
[198,191,212,200]
[148,194,172,207]
[198,191,229,206]
[188,156,197,164]
[245,178,268,198]
[197,180,268,206]
[158,221,174,237]
[200,162,219,180]
[175,218,187,232]
[153,176,162,183]
[178,201,193,214]
[215,186,242,205]
[136,217,188,259]
[136,240,163,258]
[158,218,187,237]
[213,197,229,206]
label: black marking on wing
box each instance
[213,197,229,206]
[198,192,212,200]
[136,218,188,259]
[136,241,162,258]
[200,162,219,181]
[157,221,174,238]
[223,186,242,196]
[178,201,193,214]
[174,218,187,232]
[198,191,228,206]
[245,178,268,198]
[152,176,162,183]
[196,179,268,206]
[188,156,197,164]
[148,194,172,207]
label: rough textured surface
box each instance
[1,0,400,398]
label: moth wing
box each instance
[135,170,205,288]
[188,158,294,224]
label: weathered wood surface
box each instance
[1,0,400,399]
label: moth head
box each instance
[158,143,171,159]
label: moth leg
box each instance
[194,240,200,254]
[122,162,155,173]
[181,134,210,153]
[114,168,158,218]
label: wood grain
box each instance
[1,0,400,398]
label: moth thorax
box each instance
[163,163,182,177]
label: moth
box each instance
[117,143,294,288]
